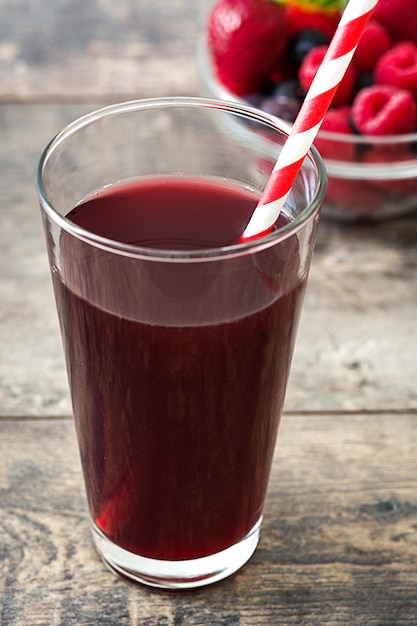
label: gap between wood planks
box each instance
[1,408,416,421]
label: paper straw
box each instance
[241,0,379,241]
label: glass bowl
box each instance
[198,38,417,222]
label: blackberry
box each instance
[289,29,329,67]
[260,96,300,123]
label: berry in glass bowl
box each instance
[199,0,417,221]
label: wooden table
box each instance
[1,1,416,624]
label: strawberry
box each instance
[299,45,357,107]
[374,42,417,96]
[207,0,290,96]
[353,19,392,74]
[373,0,417,45]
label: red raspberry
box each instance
[299,45,356,107]
[320,107,352,134]
[325,177,386,217]
[374,0,417,45]
[362,145,417,194]
[207,0,290,96]
[368,176,417,198]
[351,85,417,135]
[353,20,392,73]
[374,42,417,96]
[315,107,355,161]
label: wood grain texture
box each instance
[288,216,417,412]
[0,104,92,417]
[0,0,212,101]
[1,414,416,625]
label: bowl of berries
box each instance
[199,0,417,221]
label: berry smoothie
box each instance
[53,175,307,561]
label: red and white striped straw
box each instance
[241,0,379,241]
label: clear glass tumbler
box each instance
[36,97,326,589]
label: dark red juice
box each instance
[53,176,306,560]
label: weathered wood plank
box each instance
[0,104,92,417]
[288,216,417,411]
[1,414,416,625]
[1,103,417,416]
[0,0,212,101]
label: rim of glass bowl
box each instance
[36,97,326,262]
[198,37,417,181]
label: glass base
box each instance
[91,517,262,589]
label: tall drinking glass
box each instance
[36,97,326,589]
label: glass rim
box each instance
[35,96,326,262]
